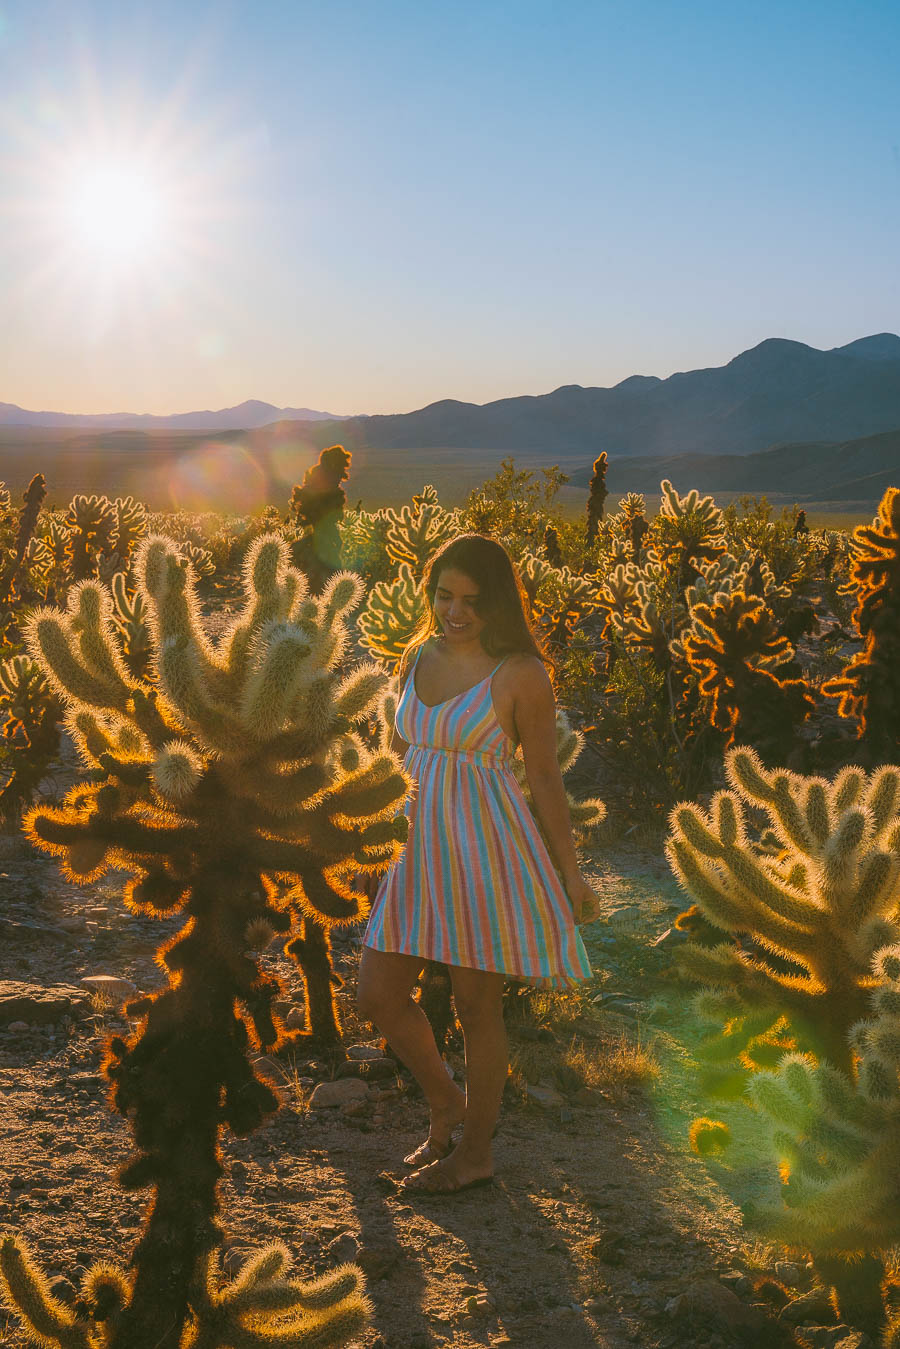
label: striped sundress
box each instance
[363,648,593,987]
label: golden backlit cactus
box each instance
[357,561,424,667]
[824,486,900,760]
[528,561,600,648]
[0,654,61,818]
[384,483,457,574]
[12,532,407,1348]
[184,1244,371,1349]
[653,479,726,584]
[65,493,116,581]
[675,590,814,749]
[0,1234,371,1349]
[0,472,47,606]
[668,748,900,1073]
[511,709,606,841]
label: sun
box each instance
[65,159,169,265]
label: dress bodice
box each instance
[395,654,513,765]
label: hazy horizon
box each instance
[1,0,898,417]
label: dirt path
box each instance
[1,833,768,1348]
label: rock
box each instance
[327,1232,360,1263]
[6,1021,30,1033]
[340,1100,369,1118]
[230,1160,247,1180]
[346,1044,384,1060]
[780,1287,835,1325]
[80,975,138,1004]
[57,916,87,934]
[719,1270,753,1297]
[308,1079,368,1109]
[588,1231,627,1265]
[525,1084,564,1108]
[0,981,91,1025]
[356,1242,402,1279]
[47,1274,76,1305]
[284,1007,306,1031]
[221,1245,249,1276]
[665,1280,771,1339]
[795,1327,866,1349]
[775,1261,803,1287]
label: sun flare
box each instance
[65,160,168,264]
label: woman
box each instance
[357,534,601,1195]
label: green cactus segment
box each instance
[668,748,900,1072]
[16,530,407,1348]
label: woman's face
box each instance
[432,567,486,646]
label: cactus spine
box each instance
[11,533,404,1348]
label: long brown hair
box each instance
[403,534,551,674]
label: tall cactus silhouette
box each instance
[9,533,405,1348]
[667,747,900,1074]
[586,451,608,544]
[289,445,353,590]
[824,486,900,760]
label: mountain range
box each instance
[3,335,900,460]
[0,398,341,430]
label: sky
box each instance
[0,0,897,417]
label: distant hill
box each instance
[251,333,900,458]
[0,398,343,430]
[572,427,900,502]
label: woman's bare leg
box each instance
[357,947,466,1153]
[402,965,506,1190]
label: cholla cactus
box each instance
[614,492,649,562]
[289,445,352,590]
[16,533,407,1347]
[586,452,608,544]
[654,479,725,584]
[685,550,791,611]
[511,709,606,841]
[593,562,640,642]
[384,484,457,574]
[673,590,814,749]
[65,493,116,580]
[518,551,555,610]
[0,1234,371,1349]
[180,542,215,580]
[0,473,47,605]
[824,487,900,760]
[110,495,147,570]
[744,944,900,1337]
[357,562,424,667]
[338,506,392,585]
[110,572,152,679]
[0,655,60,818]
[667,748,900,1074]
[530,563,600,648]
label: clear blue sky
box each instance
[0,0,897,415]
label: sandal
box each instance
[402,1128,460,1168]
[399,1162,494,1196]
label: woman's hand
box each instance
[563,873,602,926]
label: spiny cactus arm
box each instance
[26,608,131,712]
[865,766,900,837]
[240,625,315,739]
[236,761,331,817]
[0,1233,92,1348]
[667,837,817,957]
[332,662,389,721]
[222,535,308,684]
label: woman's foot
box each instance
[399,1151,494,1195]
[402,1085,467,1168]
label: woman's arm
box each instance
[513,658,601,923]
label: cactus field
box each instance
[1,450,899,1348]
